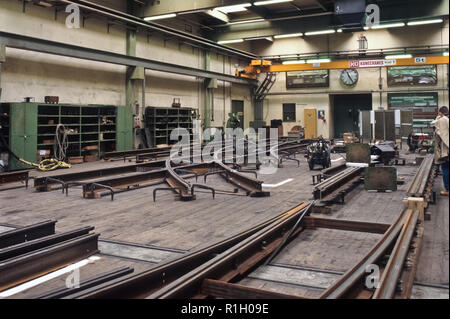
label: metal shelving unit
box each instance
[144,107,195,147]
[0,103,133,171]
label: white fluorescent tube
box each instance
[214,3,251,13]
[254,0,293,6]
[304,30,336,36]
[407,19,443,26]
[144,13,177,21]
[218,39,244,44]
[370,22,405,29]
[384,54,412,59]
[274,33,303,39]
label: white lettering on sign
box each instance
[349,59,397,68]
[350,60,360,68]
[415,57,426,64]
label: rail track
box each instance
[312,167,364,204]
[0,141,437,300]
[0,221,99,293]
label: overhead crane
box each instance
[235,54,449,130]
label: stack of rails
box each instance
[0,221,99,293]
[312,167,364,203]
[407,155,437,199]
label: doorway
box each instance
[231,100,244,130]
[331,94,372,138]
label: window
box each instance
[283,104,296,122]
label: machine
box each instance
[306,137,331,170]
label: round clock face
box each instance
[340,69,359,87]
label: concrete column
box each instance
[126,1,145,148]
[0,44,5,100]
[204,50,212,131]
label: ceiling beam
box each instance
[0,31,258,86]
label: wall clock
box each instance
[340,69,359,87]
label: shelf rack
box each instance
[144,107,195,147]
[0,102,133,171]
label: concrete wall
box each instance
[0,0,448,140]
[247,21,450,138]
[0,0,253,133]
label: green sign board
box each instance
[286,70,329,89]
[387,65,437,87]
[388,92,438,109]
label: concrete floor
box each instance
[0,151,448,299]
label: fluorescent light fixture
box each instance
[337,29,343,33]
[254,0,293,6]
[444,52,449,56]
[218,39,244,44]
[282,60,306,65]
[304,30,336,36]
[384,54,412,59]
[246,36,274,41]
[228,18,265,25]
[144,13,177,21]
[214,3,251,13]
[370,22,405,29]
[407,19,443,26]
[306,58,331,63]
[205,9,229,23]
[363,26,370,30]
[274,33,303,39]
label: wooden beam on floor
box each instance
[201,279,306,299]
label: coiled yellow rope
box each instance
[19,158,71,172]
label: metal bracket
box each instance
[191,184,215,199]
[89,183,115,201]
[153,187,183,202]
[203,170,227,183]
[45,177,66,194]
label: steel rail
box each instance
[407,155,435,197]
[319,210,408,299]
[313,167,363,201]
[0,233,99,291]
[82,169,167,199]
[0,220,56,249]
[33,267,134,299]
[373,209,420,299]
[165,158,196,201]
[34,160,167,191]
[64,206,305,299]
[147,202,311,299]
[0,227,94,261]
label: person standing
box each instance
[433,106,449,196]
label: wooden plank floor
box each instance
[0,150,448,298]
